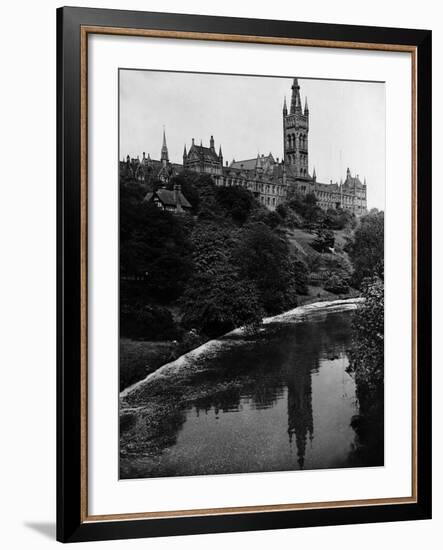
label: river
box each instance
[120,298,383,479]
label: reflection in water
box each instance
[287,362,313,469]
[120,310,383,479]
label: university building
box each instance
[121,78,367,215]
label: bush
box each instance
[276,204,287,219]
[324,274,349,294]
[181,265,263,337]
[324,208,356,230]
[120,304,178,340]
[215,186,255,225]
[234,222,304,314]
[346,210,384,288]
[348,276,384,389]
[312,228,335,253]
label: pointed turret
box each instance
[183,144,187,167]
[210,135,215,151]
[283,96,288,115]
[304,96,309,115]
[218,145,223,166]
[290,77,302,114]
[256,152,264,174]
[313,166,316,182]
[160,127,169,165]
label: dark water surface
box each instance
[121,309,383,478]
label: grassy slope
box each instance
[286,227,351,257]
[120,339,178,391]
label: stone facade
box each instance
[120,78,367,215]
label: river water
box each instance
[120,301,383,478]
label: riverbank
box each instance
[120,339,178,391]
[119,288,360,392]
[120,303,366,478]
[121,296,362,403]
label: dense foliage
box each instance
[120,197,193,302]
[120,304,178,340]
[346,213,385,465]
[346,209,384,288]
[348,277,384,388]
[324,274,350,295]
[120,173,308,340]
[181,265,264,337]
[234,222,307,314]
[312,227,335,253]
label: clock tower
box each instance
[283,78,310,179]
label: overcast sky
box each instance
[120,70,385,210]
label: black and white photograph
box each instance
[118,70,385,479]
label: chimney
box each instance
[174,181,183,212]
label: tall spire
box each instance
[283,95,288,115]
[218,145,223,166]
[304,96,309,115]
[313,166,316,181]
[290,77,302,114]
[160,127,169,163]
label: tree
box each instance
[181,265,263,337]
[215,186,255,225]
[286,193,324,230]
[346,210,384,288]
[187,219,238,276]
[234,222,306,314]
[168,171,220,217]
[324,274,349,295]
[348,276,384,389]
[324,207,356,230]
[120,190,193,302]
[179,219,264,337]
[347,275,384,467]
[312,227,335,253]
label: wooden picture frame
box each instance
[57,6,432,543]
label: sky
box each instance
[120,70,385,210]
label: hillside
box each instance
[119,176,367,390]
